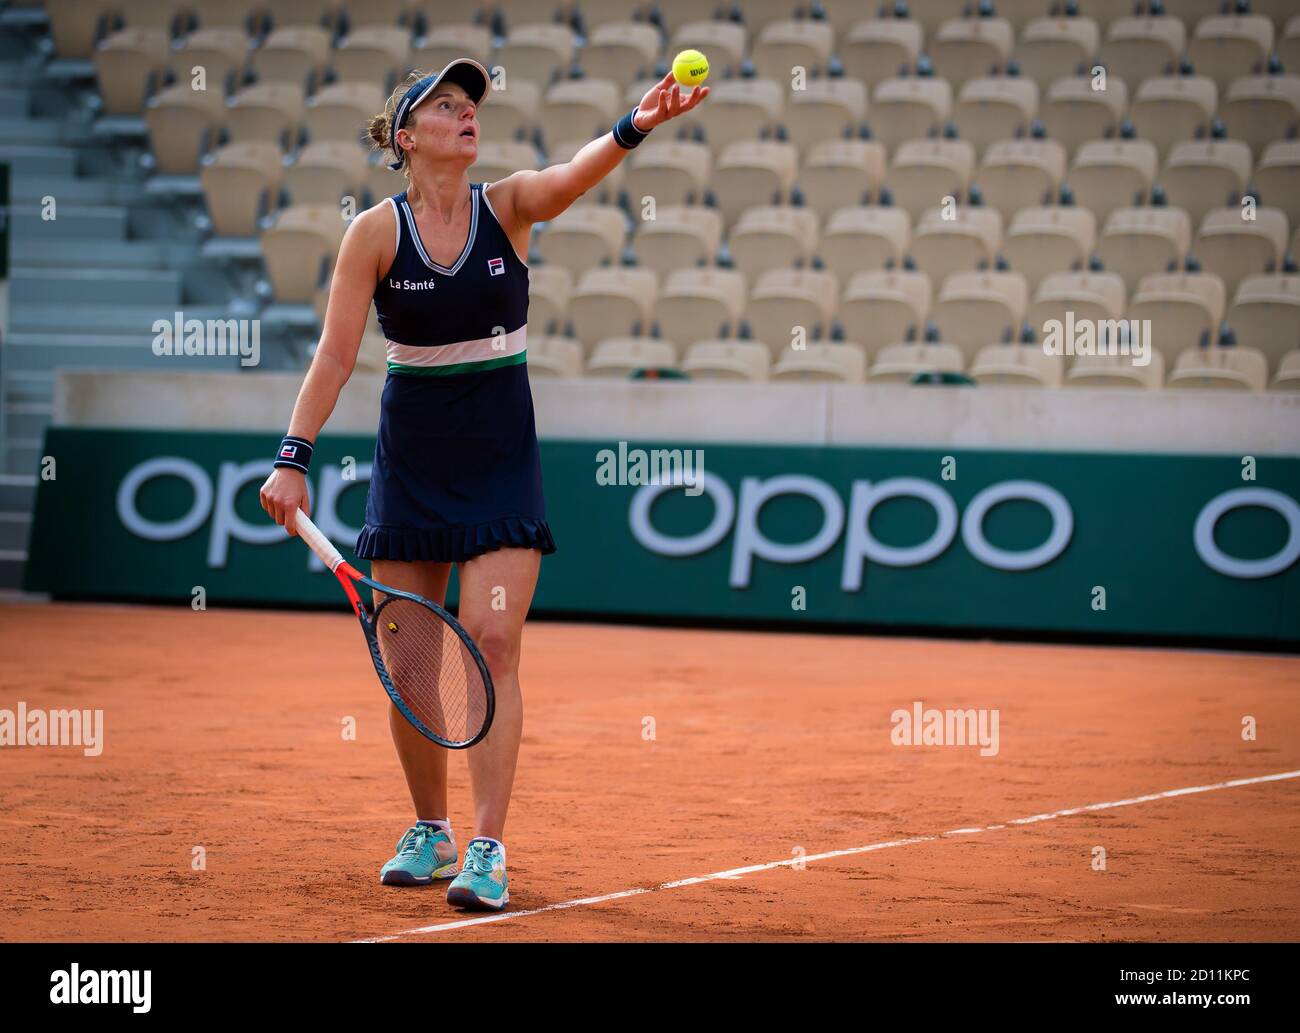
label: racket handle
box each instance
[292,509,344,572]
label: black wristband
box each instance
[274,435,313,474]
[612,105,651,149]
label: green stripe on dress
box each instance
[387,350,528,377]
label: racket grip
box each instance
[292,509,344,572]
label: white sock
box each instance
[477,836,506,864]
[417,819,451,834]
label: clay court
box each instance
[1,601,1297,942]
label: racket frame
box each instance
[292,510,495,750]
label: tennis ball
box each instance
[672,49,709,88]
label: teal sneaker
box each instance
[380,823,458,886]
[446,838,509,910]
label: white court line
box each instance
[354,768,1300,942]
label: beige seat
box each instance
[819,207,911,281]
[261,203,347,302]
[1070,0,1148,31]
[694,79,784,154]
[283,140,368,205]
[1066,349,1166,389]
[631,205,723,278]
[953,76,1039,155]
[840,18,923,89]
[657,268,748,348]
[930,16,1015,89]
[250,27,331,89]
[1040,75,1128,157]
[1160,140,1254,229]
[528,264,575,335]
[45,0,118,60]
[711,140,799,228]
[681,340,772,382]
[882,139,977,221]
[1166,345,1268,391]
[747,269,840,356]
[870,76,953,150]
[94,28,170,115]
[909,204,1002,288]
[772,342,868,383]
[974,138,1068,221]
[415,24,493,69]
[869,341,965,382]
[984,0,1056,31]
[1220,75,1300,156]
[470,141,538,185]
[1028,270,1127,335]
[1096,206,1193,292]
[341,0,405,29]
[587,337,679,378]
[1254,140,1300,232]
[1187,15,1275,93]
[539,78,620,151]
[624,141,712,210]
[670,20,747,77]
[904,0,967,36]
[331,26,412,89]
[1068,139,1158,224]
[581,22,660,89]
[1161,1,1232,26]
[1270,348,1300,390]
[797,139,886,221]
[261,0,336,30]
[225,81,306,147]
[535,205,627,277]
[840,270,933,353]
[1194,205,1289,297]
[187,0,261,32]
[476,77,539,144]
[304,82,384,146]
[1099,15,1187,92]
[365,157,406,205]
[1226,274,1300,374]
[932,270,1030,360]
[1127,271,1227,366]
[1014,16,1101,92]
[785,79,868,154]
[1129,75,1218,159]
[728,206,819,283]
[568,267,658,349]
[527,334,584,378]
[1282,15,1300,73]
[970,344,1064,386]
[752,19,835,80]
[1003,206,1096,292]
[493,23,576,89]
[170,28,250,97]
[200,141,285,236]
[145,82,227,173]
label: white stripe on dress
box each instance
[387,325,527,369]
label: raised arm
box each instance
[260,203,389,532]
[498,71,709,226]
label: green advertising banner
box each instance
[23,427,1300,643]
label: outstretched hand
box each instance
[633,71,709,132]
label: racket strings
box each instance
[374,597,488,745]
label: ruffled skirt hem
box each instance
[355,516,556,563]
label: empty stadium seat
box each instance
[970,344,1064,387]
[840,18,923,89]
[200,140,285,236]
[1129,75,1218,159]
[539,78,621,152]
[909,204,1002,287]
[784,78,868,153]
[728,206,819,283]
[416,24,493,70]
[476,77,539,143]
[974,138,1068,221]
[1220,75,1300,157]
[657,268,748,348]
[681,340,772,382]
[932,270,1030,359]
[931,16,1015,89]
[331,26,412,89]
[1003,206,1096,291]
[145,82,227,173]
[797,139,886,220]
[839,269,933,353]
[623,141,712,209]
[1159,140,1253,228]
[1194,205,1290,296]
[631,205,723,278]
[883,139,977,221]
[1014,15,1100,92]
[1187,15,1274,93]
[261,203,347,302]
[1166,345,1268,391]
[1271,349,1300,390]
[1225,273,1300,374]
[224,81,306,148]
[870,76,953,150]
[752,19,835,80]
[1126,271,1227,366]
[535,205,627,277]
[527,334,584,378]
[1254,140,1300,231]
[1027,270,1127,335]
[94,28,170,115]
[1096,206,1193,292]
[748,268,840,355]
[581,22,661,88]
[953,76,1039,155]
[818,207,910,281]
[1040,75,1128,157]
[303,82,383,146]
[494,23,577,89]
[693,78,784,153]
[711,140,799,227]
[1099,15,1187,92]
[251,26,331,89]
[587,337,679,378]
[283,141,368,206]
[869,341,965,382]
[1066,348,1166,389]
[528,264,574,335]
[170,27,250,98]
[568,267,658,349]
[772,343,868,383]
[1067,139,1158,224]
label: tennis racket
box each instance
[291,509,494,750]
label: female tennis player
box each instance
[259,59,708,910]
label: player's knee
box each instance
[473,626,520,677]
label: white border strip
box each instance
[354,769,1300,942]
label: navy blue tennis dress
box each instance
[355,183,556,563]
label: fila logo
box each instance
[279,445,298,458]
[487,257,504,276]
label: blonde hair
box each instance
[367,70,430,179]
